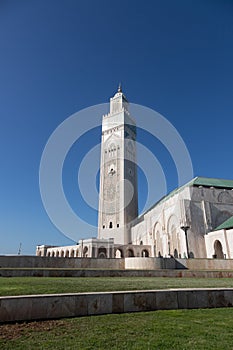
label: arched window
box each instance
[109,221,113,228]
[109,143,116,158]
[214,240,224,259]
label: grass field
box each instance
[1,308,233,349]
[1,276,233,296]
[1,277,233,349]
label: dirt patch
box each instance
[0,319,66,340]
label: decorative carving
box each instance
[218,191,233,203]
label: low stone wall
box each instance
[1,288,233,323]
[125,257,186,269]
[180,258,233,270]
[0,256,124,269]
[125,257,233,270]
[2,255,233,271]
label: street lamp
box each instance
[181,226,190,258]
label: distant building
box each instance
[37,88,233,259]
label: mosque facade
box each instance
[37,88,233,259]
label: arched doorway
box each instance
[115,249,123,258]
[141,249,149,257]
[83,246,88,257]
[214,240,224,259]
[167,215,180,258]
[173,249,178,258]
[153,222,163,257]
[98,247,107,258]
[126,249,134,257]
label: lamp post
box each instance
[181,226,190,258]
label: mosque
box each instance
[37,87,233,260]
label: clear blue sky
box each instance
[0,0,233,254]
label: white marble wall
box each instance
[131,185,233,259]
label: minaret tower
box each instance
[98,85,138,244]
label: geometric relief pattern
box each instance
[218,191,233,204]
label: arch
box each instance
[76,248,79,257]
[98,247,107,258]
[153,222,160,238]
[83,246,88,257]
[47,251,51,257]
[115,249,123,258]
[167,215,179,232]
[214,240,224,259]
[60,250,64,257]
[38,250,42,257]
[173,249,178,258]
[126,249,134,257]
[167,215,180,258]
[109,221,113,229]
[70,249,75,257]
[136,224,145,245]
[51,251,55,257]
[153,222,163,257]
[65,250,69,258]
[141,249,149,257]
[55,250,59,257]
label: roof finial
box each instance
[118,82,122,93]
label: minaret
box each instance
[98,86,138,244]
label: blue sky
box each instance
[0,0,233,254]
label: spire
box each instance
[118,82,122,93]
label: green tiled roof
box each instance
[141,176,233,217]
[192,177,233,189]
[215,216,233,231]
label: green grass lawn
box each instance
[1,276,233,296]
[1,308,233,349]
